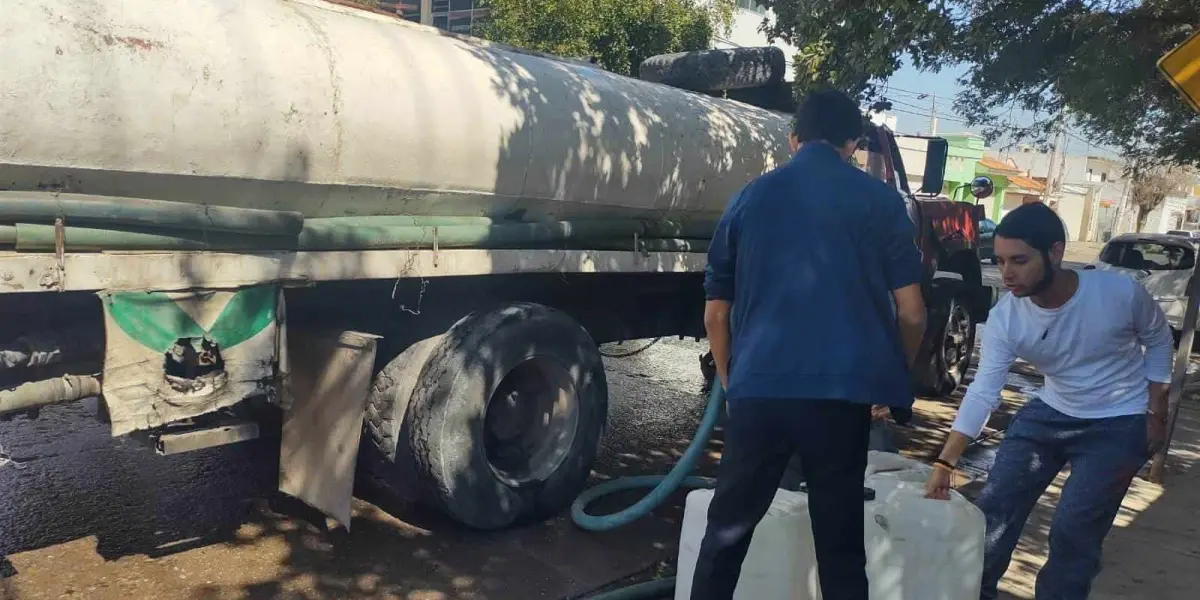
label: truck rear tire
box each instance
[914,289,977,397]
[387,303,608,530]
[363,334,446,502]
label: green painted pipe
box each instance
[0,191,304,236]
[0,225,14,246]
[570,238,710,253]
[642,219,718,239]
[11,221,710,253]
[639,238,709,253]
[14,224,297,251]
[297,220,646,250]
[308,215,495,227]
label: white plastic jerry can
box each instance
[674,452,986,599]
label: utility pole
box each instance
[1054,129,1068,200]
[1043,125,1064,203]
[1150,253,1200,483]
[420,0,432,25]
[1113,175,1132,234]
[929,94,939,136]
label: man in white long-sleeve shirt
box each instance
[925,202,1173,600]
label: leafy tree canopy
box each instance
[480,0,735,77]
[758,0,1200,166]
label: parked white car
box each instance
[1086,233,1197,335]
[1165,229,1200,243]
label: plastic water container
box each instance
[675,487,815,599]
[674,453,986,600]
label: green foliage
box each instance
[759,0,1200,166]
[480,0,733,76]
[761,1,953,100]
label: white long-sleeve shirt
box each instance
[951,270,1175,438]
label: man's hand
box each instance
[704,300,732,391]
[1147,381,1169,455]
[1148,413,1168,455]
[870,405,890,420]
[891,283,926,368]
[925,431,971,500]
[924,466,953,500]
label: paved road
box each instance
[1,254,1107,600]
[0,340,715,600]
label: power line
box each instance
[884,96,934,112]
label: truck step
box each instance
[154,421,259,455]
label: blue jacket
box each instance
[704,143,923,408]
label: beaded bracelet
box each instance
[932,458,956,471]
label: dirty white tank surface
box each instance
[0,0,790,221]
[675,452,986,600]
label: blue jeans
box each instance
[977,398,1149,600]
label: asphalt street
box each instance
[0,256,1096,600]
[0,339,715,600]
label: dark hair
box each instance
[792,89,864,145]
[994,202,1066,252]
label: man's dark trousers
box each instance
[689,397,873,600]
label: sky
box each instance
[883,61,1122,160]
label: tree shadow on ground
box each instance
[0,338,716,600]
[903,343,1200,600]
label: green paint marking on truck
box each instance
[104,285,277,354]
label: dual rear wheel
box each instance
[363,303,608,530]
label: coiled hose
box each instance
[570,379,726,598]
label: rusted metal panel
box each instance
[155,422,260,455]
[278,329,380,530]
[98,286,280,436]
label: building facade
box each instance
[381,1,490,36]
[1003,147,1129,239]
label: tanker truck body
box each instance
[0,0,988,530]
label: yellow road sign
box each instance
[1158,28,1200,113]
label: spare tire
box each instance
[405,303,608,530]
[638,46,786,92]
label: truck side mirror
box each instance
[970,176,995,200]
[921,138,948,195]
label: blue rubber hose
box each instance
[570,380,725,531]
[583,577,676,600]
[571,380,725,598]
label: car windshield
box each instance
[1099,241,1196,271]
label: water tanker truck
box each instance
[0,0,991,530]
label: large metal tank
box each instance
[0,0,791,221]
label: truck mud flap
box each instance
[98,285,280,436]
[278,329,380,530]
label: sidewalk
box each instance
[905,390,1200,599]
[1000,400,1200,600]
[1064,241,1104,264]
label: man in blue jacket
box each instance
[691,89,928,600]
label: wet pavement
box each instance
[0,325,1066,600]
[0,339,715,600]
[0,251,1172,600]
